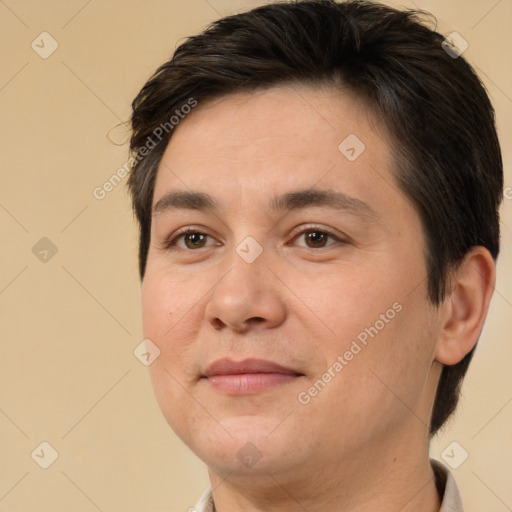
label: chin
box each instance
[188,415,303,476]
[198,441,292,478]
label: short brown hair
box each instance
[128,0,503,435]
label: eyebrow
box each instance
[152,188,379,220]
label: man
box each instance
[127,1,503,510]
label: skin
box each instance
[141,84,495,511]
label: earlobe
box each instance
[434,247,496,366]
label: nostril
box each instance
[211,318,224,330]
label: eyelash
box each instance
[163,225,347,250]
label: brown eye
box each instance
[305,230,328,248]
[166,230,217,250]
[292,227,343,249]
[184,232,207,249]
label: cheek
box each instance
[285,258,400,345]
[141,268,199,383]
[342,297,436,413]
[296,253,433,399]
[141,261,202,340]
[308,301,436,444]
[141,270,202,430]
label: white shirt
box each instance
[193,459,464,511]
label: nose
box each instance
[205,248,287,333]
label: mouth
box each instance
[201,358,305,395]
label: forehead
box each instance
[153,84,400,217]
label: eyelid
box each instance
[163,225,221,249]
[161,223,348,251]
[288,224,349,246]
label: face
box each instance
[141,85,441,485]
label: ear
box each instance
[435,247,496,365]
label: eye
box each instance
[291,227,344,249]
[166,229,218,250]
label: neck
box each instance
[207,427,441,512]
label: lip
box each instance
[203,358,300,377]
[202,358,304,394]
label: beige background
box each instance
[0,0,511,511]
